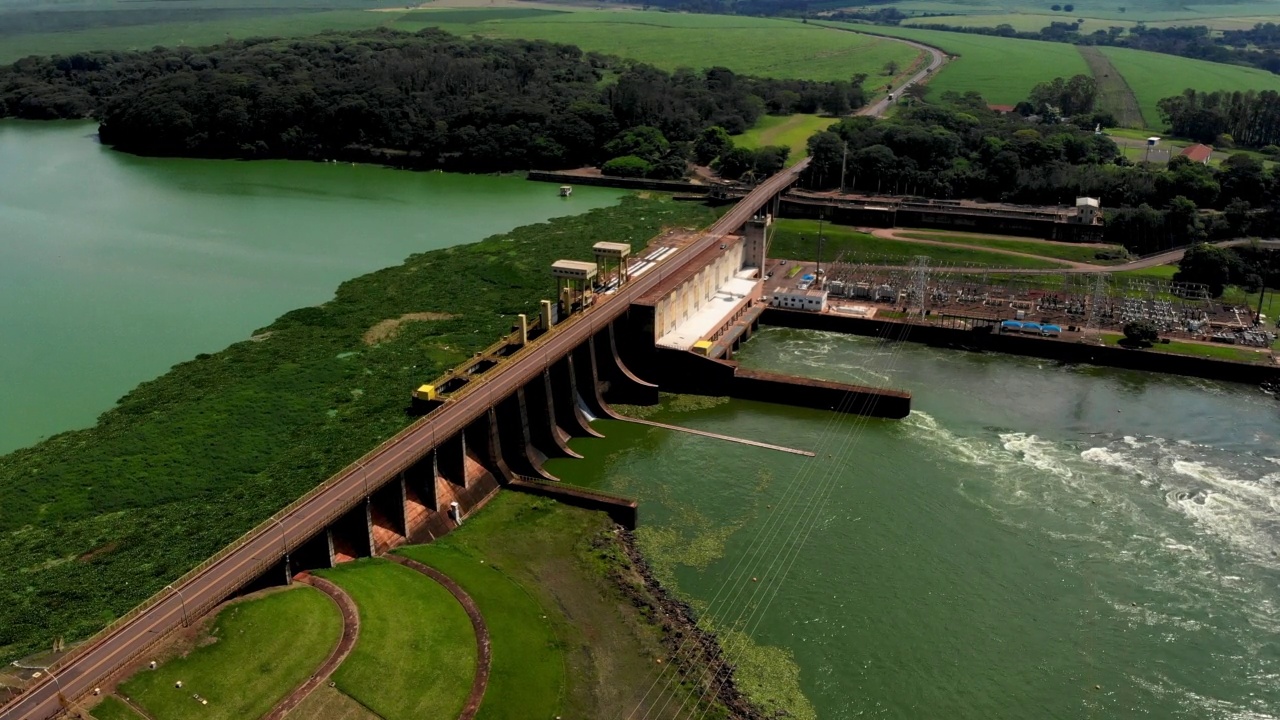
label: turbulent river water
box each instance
[548,327,1280,719]
[0,120,623,454]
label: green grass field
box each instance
[817,20,1090,104]
[422,11,924,83]
[1104,333,1274,362]
[395,539,562,720]
[1097,45,1280,128]
[316,559,476,720]
[772,220,1070,268]
[895,231,1127,263]
[89,696,146,720]
[289,684,379,720]
[118,586,341,720]
[1112,264,1179,281]
[735,114,835,162]
[1222,284,1280,320]
[902,13,1133,33]
[885,0,1280,23]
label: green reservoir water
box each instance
[0,121,623,454]
[548,328,1280,719]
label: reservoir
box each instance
[0,121,623,454]
[549,328,1280,719]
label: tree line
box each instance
[0,27,862,175]
[1158,89,1280,148]
[801,87,1280,255]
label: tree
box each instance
[601,155,652,178]
[1174,242,1240,296]
[883,60,900,76]
[1064,3,1075,11]
[1123,320,1159,346]
[716,146,757,180]
[1051,4,1062,10]
[603,126,669,164]
[694,126,732,165]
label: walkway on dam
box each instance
[0,159,810,720]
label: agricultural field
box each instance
[420,10,926,83]
[816,20,1091,104]
[881,0,1280,23]
[771,220,1071,268]
[1098,45,1280,126]
[115,586,341,720]
[902,13,1133,33]
[316,560,476,720]
[88,696,146,720]
[735,114,836,162]
[1077,46,1145,127]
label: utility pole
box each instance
[911,255,929,320]
[1256,284,1267,325]
[816,213,825,276]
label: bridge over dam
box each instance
[3,162,910,720]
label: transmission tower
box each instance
[1083,272,1109,343]
[911,255,930,320]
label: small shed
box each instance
[1179,144,1213,164]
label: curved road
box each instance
[0,161,809,720]
[849,30,946,118]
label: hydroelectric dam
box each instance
[1,161,910,720]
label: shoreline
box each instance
[608,526,774,719]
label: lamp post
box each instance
[269,516,288,558]
[166,584,189,627]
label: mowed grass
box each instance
[421,11,924,82]
[735,114,835,162]
[118,586,341,720]
[772,220,1070,268]
[1098,45,1280,128]
[397,531,564,720]
[316,559,476,720]
[90,696,146,720]
[816,21,1090,104]
[895,230,1126,263]
[1113,264,1179,281]
[289,684,380,720]
[1104,333,1274,362]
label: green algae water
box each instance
[0,120,623,454]
[547,328,1280,719]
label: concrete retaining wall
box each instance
[763,308,1280,385]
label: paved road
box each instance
[852,33,946,118]
[0,161,808,720]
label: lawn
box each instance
[735,114,836,162]
[395,540,562,720]
[420,11,925,83]
[1104,334,1274,363]
[772,220,1070,269]
[289,684,379,720]
[1112,264,1179,281]
[1098,45,1280,129]
[816,20,1090,104]
[90,696,146,720]
[316,559,476,720]
[1222,284,1280,321]
[895,230,1126,263]
[118,586,341,720]
[398,491,714,718]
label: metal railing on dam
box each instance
[1,160,807,720]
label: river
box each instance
[548,327,1280,719]
[0,120,623,454]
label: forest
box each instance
[802,90,1280,254]
[0,27,860,174]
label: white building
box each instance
[771,287,828,312]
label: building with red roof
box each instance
[1179,144,1213,164]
